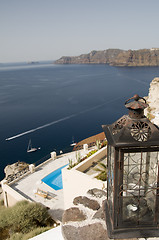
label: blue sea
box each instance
[0,62,159,180]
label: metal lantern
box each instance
[102,94,159,239]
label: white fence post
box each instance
[51,151,57,160]
[83,144,88,152]
[29,164,35,173]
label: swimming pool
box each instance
[42,164,68,190]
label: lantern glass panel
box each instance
[107,145,114,218]
[121,151,159,226]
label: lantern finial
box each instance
[125,94,148,119]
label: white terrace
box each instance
[1,145,107,222]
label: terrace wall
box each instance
[62,146,107,209]
[1,155,55,207]
[1,180,28,207]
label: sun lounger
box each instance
[34,188,56,200]
[35,188,48,198]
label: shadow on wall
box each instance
[48,208,64,222]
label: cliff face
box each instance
[145,77,159,126]
[55,48,159,66]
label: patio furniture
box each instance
[34,188,56,200]
[35,188,48,198]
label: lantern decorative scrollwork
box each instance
[112,117,126,135]
[130,121,151,142]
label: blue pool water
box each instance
[42,164,68,190]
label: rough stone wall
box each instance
[145,77,159,126]
[62,188,108,240]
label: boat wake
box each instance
[5,114,77,141]
[5,96,122,141]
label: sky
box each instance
[1,0,159,63]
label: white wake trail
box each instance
[5,113,77,141]
[5,96,122,141]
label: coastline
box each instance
[55,48,159,66]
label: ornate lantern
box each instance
[102,94,159,238]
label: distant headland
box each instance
[55,48,159,66]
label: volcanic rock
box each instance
[73,196,100,210]
[62,223,108,240]
[87,188,106,198]
[62,207,87,224]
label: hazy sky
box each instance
[1,0,159,63]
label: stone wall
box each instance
[145,77,159,126]
[61,188,108,240]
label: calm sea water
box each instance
[0,62,159,180]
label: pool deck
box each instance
[10,149,89,222]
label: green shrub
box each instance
[0,200,55,239]
[68,158,78,169]
[0,199,4,206]
[9,201,54,233]
[95,172,107,181]
[101,140,107,148]
[94,162,107,181]
[7,232,23,240]
[8,226,52,240]
[86,150,97,158]
[76,152,81,164]
[0,206,11,229]
[68,149,98,170]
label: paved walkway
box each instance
[11,149,89,222]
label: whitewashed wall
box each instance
[62,147,107,209]
[1,180,28,207]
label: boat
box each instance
[27,139,40,153]
[70,136,76,146]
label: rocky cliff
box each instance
[55,48,159,66]
[145,77,159,126]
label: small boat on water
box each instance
[27,139,40,153]
[70,136,76,146]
